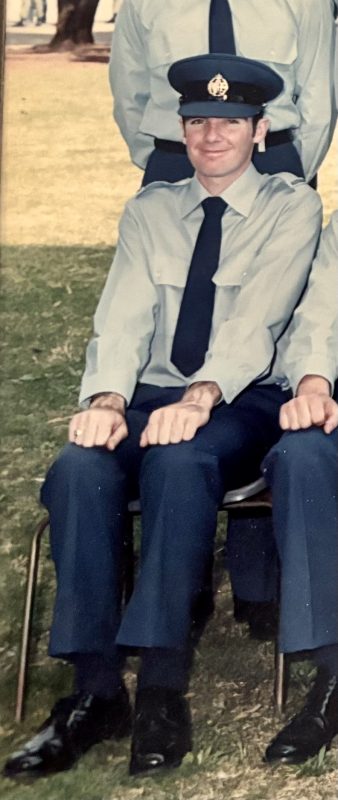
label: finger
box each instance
[309,396,327,427]
[144,415,163,445]
[323,401,338,434]
[158,413,176,445]
[93,420,117,447]
[295,399,313,429]
[168,416,186,443]
[181,417,198,441]
[279,403,298,430]
[107,421,128,450]
[69,413,86,443]
[78,416,101,447]
[139,428,149,448]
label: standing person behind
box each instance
[109,0,337,637]
[262,210,338,763]
[110,0,336,185]
[13,0,46,26]
[3,55,322,780]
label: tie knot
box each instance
[202,196,227,218]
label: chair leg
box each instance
[274,646,287,716]
[15,517,50,723]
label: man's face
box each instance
[183,116,267,184]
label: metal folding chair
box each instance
[15,477,286,722]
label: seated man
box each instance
[4,54,321,780]
[263,210,338,763]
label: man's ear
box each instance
[180,118,187,144]
[253,116,270,146]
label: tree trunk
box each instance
[49,0,100,49]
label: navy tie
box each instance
[209,0,236,54]
[171,197,227,377]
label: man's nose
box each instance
[204,120,224,140]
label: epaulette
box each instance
[272,171,306,188]
[135,177,192,198]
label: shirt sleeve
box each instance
[194,186,323,403]
[79,203,158,405]
[109,0,153,169]
[294,0,337,181]
[282,212,338,394]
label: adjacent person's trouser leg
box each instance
[263,427,338,654]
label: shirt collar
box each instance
[180,163,263,219]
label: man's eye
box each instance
[228,118,240,125]
[190,118,204,125]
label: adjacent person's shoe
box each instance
[265,667,338,764]
[233,596,278,641]
[130,686,192,775]
[3,687,132,779]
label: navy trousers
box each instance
[263,427,338,653]
[41,383,287,660]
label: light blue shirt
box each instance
[280,210,338,393]
[109,0,337,181]
[80,165,322,406]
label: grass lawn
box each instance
[0,49,337,800]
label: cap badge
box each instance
[207,73,229,100]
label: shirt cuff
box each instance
[79,374,136,408]
[288,356,337,396]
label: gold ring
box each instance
[74,429,83,437]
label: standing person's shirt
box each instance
[80,166,322,406]
[279,210,338,394]
[109,0,337,181]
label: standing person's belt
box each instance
[154,129,293,154]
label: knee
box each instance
[263,427,335,483]
[143,440,219,475]
[41,443,120,506]
[141,442,222,503]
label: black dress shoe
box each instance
[265,667,338,764]
[233,596,278,641]
[130,686,192,775]
[3,687,132,779]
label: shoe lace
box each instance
[66,695,95,730]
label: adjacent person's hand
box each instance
[279,394,338,434]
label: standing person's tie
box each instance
[171,197,227,377]
[209,0,236,54]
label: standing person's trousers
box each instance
[41,383,288,660]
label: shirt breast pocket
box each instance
[211,259,244,323]
[147,16,205,70]
[237,19,297,67]
[152,256,187,330]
